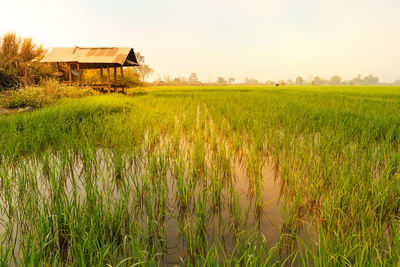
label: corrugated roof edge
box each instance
[40,47,138,66]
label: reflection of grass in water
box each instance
[0,85,400,265]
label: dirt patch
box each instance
[0,105,32,115]
[0,91,32,114]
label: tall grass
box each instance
[2,79,98,108]
[0,85,399,265]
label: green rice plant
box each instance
[192,135,206,180]
[1,85,400,265]
[194,191,208,247]
[209,169,224,210]
[229,191,242,235]
[174,155,194,211]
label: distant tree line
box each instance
[240,74,381,86]
[305,74,380,86]
[152,73,237,86]
[278,74,381,86]
[153,73,394,86]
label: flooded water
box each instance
[0,134,318,266]
[161,155,284,265]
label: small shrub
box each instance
[0,68,20,90]
[2,79,98,108]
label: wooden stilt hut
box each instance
[40,47,139,93]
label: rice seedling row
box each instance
[0,85,399,266]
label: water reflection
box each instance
[0,138,318,266]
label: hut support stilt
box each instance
[120,66,124,94]
[100,66,103,90]
[77,63,80,85]
[107,67,111,93]
[113,66,117,92]
[68,63,72,85]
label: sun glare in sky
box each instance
[1,0,399,82]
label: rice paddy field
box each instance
[1,85,400,266]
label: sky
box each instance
[1,0,399,82]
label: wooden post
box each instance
[113,66,117,92]
[68,63,72,85]
[107,67,111,93]
[120,66,124,94]
[77,63,81,85]
[100,66,103,90]
[55,62,60,82]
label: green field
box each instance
[1,85,400,266]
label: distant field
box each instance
[0,85,400,266]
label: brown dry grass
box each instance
[1,79,99,108]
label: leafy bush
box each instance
[0,32,50,90]
[2,79,98,108]
[0,68,20,90]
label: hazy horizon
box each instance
[2,0,399,82]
